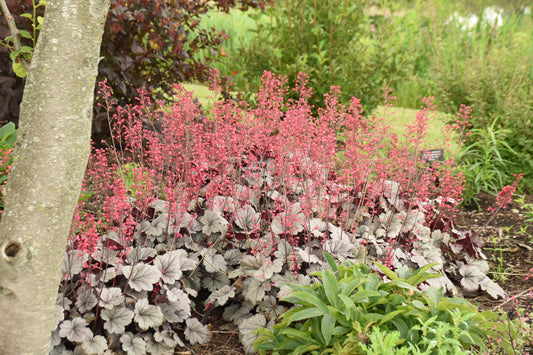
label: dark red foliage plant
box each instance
[0,0,266,128]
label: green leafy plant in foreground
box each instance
[254,252,524,354]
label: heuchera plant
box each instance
[50,71,522,354]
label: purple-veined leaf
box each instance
[59,318,92,343]
[101,306,134,334]
[154,249,194,284]
[76,288,97,313]
[81,334,108,354]
[184,318,211,345]
[121,263,161,292]
[134,298,164,330]
[120,332,147,355]
[98,287,124,309]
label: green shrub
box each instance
[426,6,533,191]
[254,252,524,354]
[457,117,520,206]
[228,0,416,114]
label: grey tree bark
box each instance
[0,0,110,353]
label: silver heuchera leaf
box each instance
[243,278,269,304]
[120,332,147,355]
[202,271,230,292]
[199,210,228,235]
[202,249,228,273]
[121,263,162,292]
[254,258,283,281]
[184,318,211,345]
[459,264,486,291]
[76,288,98,313]
[480,277,505,299]
[154,327,182,348]
[134,298,164,330]
[98,287,124,309]
[164,286,191,318]
[63,250,88,279]
[258,295,284,318]
[309,218,327,237]
[224,248,242,265]
[401,210,425,233]
[154,249,195,284]
[59,318,92,343]
[271,203,305,235]
[274,239,293,260]
[101,306,134,334]
[379,211,402,238]
[126,247,157,264]
[207,285,236,307]
[239,314,267,354]
[212,195,236,214]
[81,334,108,355]
[235,205,260,231]
[52,305,65,331]
[146,340,174,355]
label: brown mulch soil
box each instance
[175,193,533,355]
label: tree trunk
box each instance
[0,0,110,353]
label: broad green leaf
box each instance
[78,191,95,203]
[406,272,443,287]
[351,289,380,303]
[20,13,33,19]
[283,290,329,313]
[321,313,335,344]
[278,327,316,343]
[373,262,399,281]
[392,318,409,338]
[377,309,405,326]
[338,294,356,321]
[323,270,339,308]
[340,278,362,296]
[12,61,27,78]
[293,344,321,354]
[283,306,325,323]
[10,50,21,61]
[323,251,338,272]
